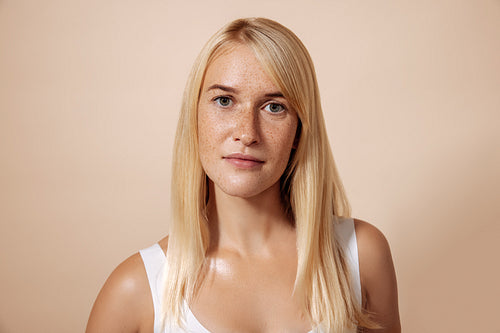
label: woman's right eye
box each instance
[214,96,232,107]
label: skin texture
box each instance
[198,43,298,200]
[356,220,401,332]
[85,44,400,333]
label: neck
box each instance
[206,181,294,257]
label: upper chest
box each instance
[188,253,312,333]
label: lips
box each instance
[223,153,264,168]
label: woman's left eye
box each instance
[264,103,285,113]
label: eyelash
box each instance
[214,96,233,107]
[213,96,287,114]
[264,103,286,113]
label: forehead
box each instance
[202,44,280,93]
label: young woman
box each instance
[86,18,400,333]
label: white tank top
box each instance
[139,218,361,333]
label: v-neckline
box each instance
[183,300,316,333]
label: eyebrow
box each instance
[207,84,238,93]
[207,84,285,98]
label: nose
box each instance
[233,107,260,146]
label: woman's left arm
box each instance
[354,219,401,332]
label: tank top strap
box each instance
[139,243,166,333]
[335,217,362,304]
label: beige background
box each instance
[1,0,499,332]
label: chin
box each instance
[218,185,263,199]
[215,178,279,199]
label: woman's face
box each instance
[197,43,298,199]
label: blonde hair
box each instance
[165,17,376,331]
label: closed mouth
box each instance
[223,153,264,163]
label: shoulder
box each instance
[85,252,153,333]
[353,218,401,332]
[353,219,395,295]
[353,219,393,268]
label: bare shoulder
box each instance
[353,219,393,266]
[85,252,153,333]
[353,218,401,332]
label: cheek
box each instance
[261,126,297,180]
[198,108,227,167]
[198,106,235,150]
[198,108,215,146]
[198,111,211,161]
[198,121,211,149]
[266,121,297,155]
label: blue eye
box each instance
[215,96,232,107]
[264,103,285,113]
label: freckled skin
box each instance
[86,23,400,333]
[198,44,298,198]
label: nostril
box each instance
[233,112,260,145]
[239,133,258,146]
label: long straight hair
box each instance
[164,17,376,332]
